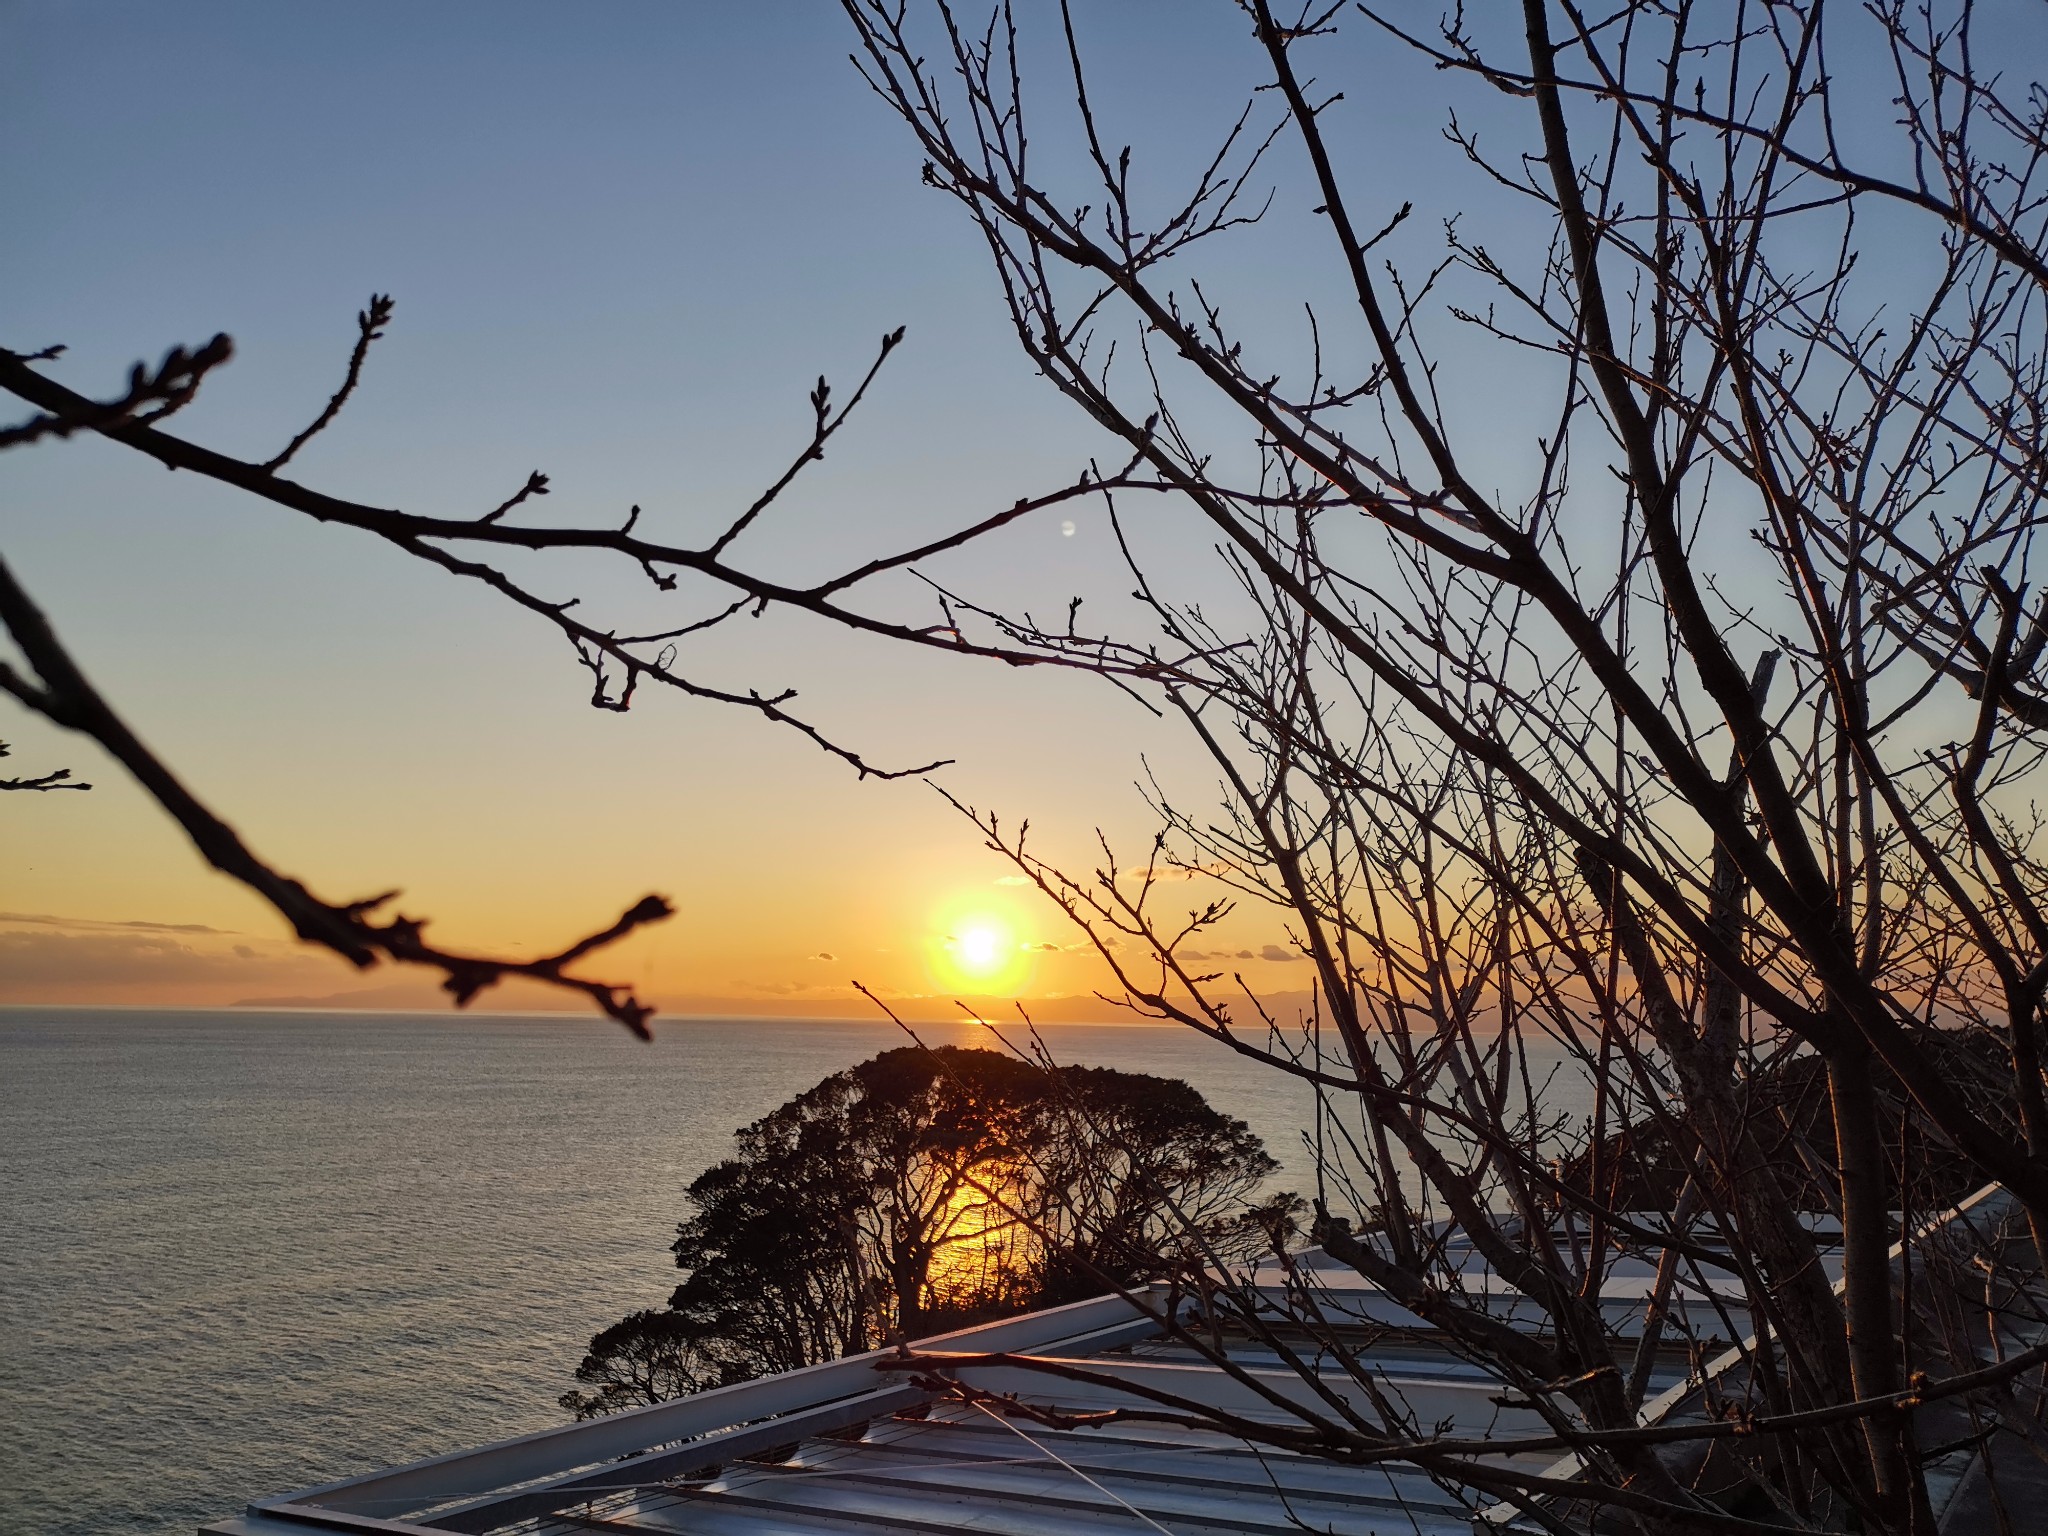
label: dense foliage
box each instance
[562,1045,1291,1417]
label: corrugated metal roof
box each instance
[201,1189,2021,1536]
[514,1402,1496,1536]
[201,1276,1687,1536]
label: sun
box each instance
[950,918,1014,979]
[929,905,1032,992]
[956,923,1007,973]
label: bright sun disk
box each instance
[929,902,1031,991]
[955,923,1007,973]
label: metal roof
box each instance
[200,1275,1691,1536]
[200,1188,2023,1536]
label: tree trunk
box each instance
[1828,1046,1934,1534]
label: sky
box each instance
[8,3,1983,1023]
[3,2,1432,1020]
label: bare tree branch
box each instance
[0,550,668,1034]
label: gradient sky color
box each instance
[2,3,1571,1019]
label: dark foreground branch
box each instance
[0,335,233,450]
[0,551,670,1034]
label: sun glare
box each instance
[953,920,1011,976]
[928,903,1032,992]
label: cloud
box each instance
[1149,860,1235,883]
[0,928,289,985]
[1260,944,1302,962]
[993,875,1031,886]
[734,977,865,998]
[1027,942,1061,952]
[0,911,236,936]
[808,952,837,962]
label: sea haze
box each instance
[2,1006,1334,1536]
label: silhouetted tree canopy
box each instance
[556,1310,726,1420]
[561,1045,1292,1417]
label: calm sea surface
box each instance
[3,1006,1351,1536]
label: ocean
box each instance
[1,1006,1340,1536]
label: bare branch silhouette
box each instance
[0,739,87,792]
[262,293,391,471]
[0,335,232,450]
[0,550,667,1033]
